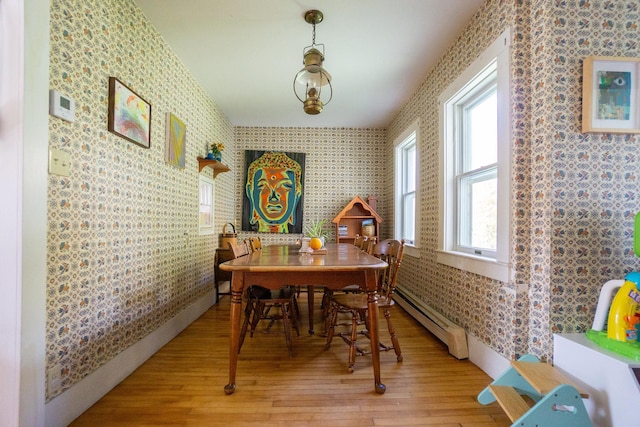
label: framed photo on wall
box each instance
[582,56,640,134]
[165,112,186,169]
[108,77,152,148]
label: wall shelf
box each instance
[197,157,230,178]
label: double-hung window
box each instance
[438,28,511,282]
[394,119,419,256]
[455,74,497,257]
[199,175,215,235]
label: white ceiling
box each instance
[134,0,484,128]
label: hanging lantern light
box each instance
[293,10,333,115]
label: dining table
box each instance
[219,242,389,395]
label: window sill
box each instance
[404,245,420,258]
[199,228,216,236]
[436,250,512,282]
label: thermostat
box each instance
[49,89,75,122]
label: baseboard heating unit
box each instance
[394,288,469,359]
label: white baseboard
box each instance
[467,333,510,379]
[44,290,215,427]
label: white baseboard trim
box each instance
[44,290,215,427]
[467,333,510,380]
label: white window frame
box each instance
[199,174,215,235]
[437,28,512,282]
[394,119,420,258]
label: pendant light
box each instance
[293,10,333,115]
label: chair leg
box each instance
[281,301,294,357]
[347,309,359,373]
[289,299,300,337]
[324,302,339,349]
[250,301,263,337]
[321,288,333,320]
[292,290,300,319]
[238,298,254,352]
[384,308,402,362]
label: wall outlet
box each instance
[48,364,62,395]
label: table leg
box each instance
[367,286,385,394]
[307,285,314,335]
[225,276,243,395]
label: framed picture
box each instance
[241,150,306,234]
[108,77,152,147]
[582,56,640,134]
[165,112,186,169]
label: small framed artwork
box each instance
[582,56,640,134]
[108,77,152,147]
[165,112,186,169]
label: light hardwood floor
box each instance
[70,290,510,426]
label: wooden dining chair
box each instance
[229,240,250,258]
[246,235,301,319]
[321,236,377,326]
[361,236,377,254]
[246,236,262,252]
[324,239,405,372]
[228,241,300,357]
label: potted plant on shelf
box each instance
[207,142,225,161]
[304,217,330,250]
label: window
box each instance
[456,73,497,257]
[394,119,419,256]
[438,28,511,282]
[199,175,215,235]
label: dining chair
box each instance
[361,236,377,254]
[247,236,262,252]
[324,239,405,372]
[229,240,250,258]
[249,235,300,318]
[320,236,377,327]
[228,241,300,357]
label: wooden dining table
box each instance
[219,243,388,395]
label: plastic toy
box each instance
[606,273,640,342]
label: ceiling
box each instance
[134,0,485,129]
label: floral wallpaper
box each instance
[46,0,235,400]
[46,0,386,402]
[46,0,640,404]
[233,127,387,245]
[387,0,640,363]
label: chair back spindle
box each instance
[228,241,250,259]
[361,236,377,254]
[371,239,405,300]
[248,236,262,252]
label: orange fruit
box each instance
[309,237,323,250]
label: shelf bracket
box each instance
[197,157,230,178]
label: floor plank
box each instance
[70,290,509,426]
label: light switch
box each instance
[49,148,71,176]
